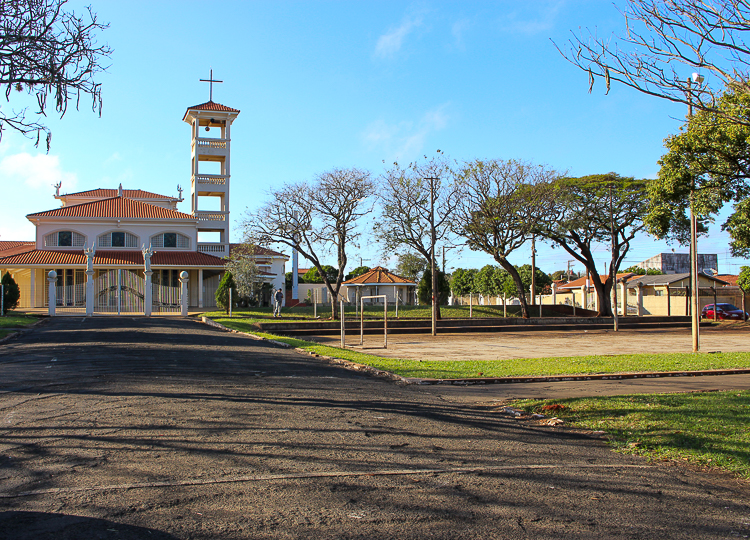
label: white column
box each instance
[47,271,57,316]
[86,269,94,316]
[620,280,627,317]
[580,285,587,311]
[144,270,153,316]
[552,286,557,305]
[29,270,36,308]
[180,271,189,317]
[198,269,203,308]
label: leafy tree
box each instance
[243,167,374,319]
[225,244,262,302]
[303,265,338,284]
[622,265,665,276]
[375,153,459,324]
[454,158,558,318]
[517,265,553,296]
[550,269,581,282]
[345,266,370,281]
[474,265,508,297]
[739,266,750,293]
[1,0,112,148]
[1,272,20,314]
[532,174,649,316]
[449,268,477,297]
[646,87,750,257]
[285,271,294,289]
[215,271,237,315]
[556,0,750,127]
[393,252,426,282]
[418,268,450,306]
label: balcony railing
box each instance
[194,137,228,149]
[195,211,228,223]
[193,174,227,186]
[197,243,229,256]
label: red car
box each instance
[701,303,749,320]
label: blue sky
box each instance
[1,0,746,275]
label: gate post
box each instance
[142,245,154,317]
[637,283,644,317]
[144,270,153,317]
[179,271,189,317]
[47,270,57,317]
[85,244,95,316]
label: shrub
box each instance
[215,271,237,314]
[1,272,20,314]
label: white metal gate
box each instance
[94,269,145,314]
[152,282,181,313]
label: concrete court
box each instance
[0,317,748,540]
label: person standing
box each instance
[273,288,284,317]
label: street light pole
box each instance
[688,73,703,352]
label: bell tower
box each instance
[182,74,240,258]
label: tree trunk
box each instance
[495,257,529,318]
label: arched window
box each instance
[150,232,190,249]
[98,231,138,248]
[44,230,85,247]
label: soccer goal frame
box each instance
[356,295,387,349]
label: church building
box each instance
[0,95,287,313]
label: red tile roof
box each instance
[229,244,287,258]
[185,101,240,113]
[0,249,226,268]
[717,274,739,287]
[0,241,35,258]
[344,266,415,285]
[60,189,175,200]
[27,197,195,220]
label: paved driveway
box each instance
[0,318,748,539]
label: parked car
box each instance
[701,303,749,320]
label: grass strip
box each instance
[203,305,523,320]
[511,391,750,478]
[0,315,38,329]
[209,316,750,379]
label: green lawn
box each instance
[208,316,750,379]
[0,315,38,328]
[512,391,750,478]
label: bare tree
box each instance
[374,154,459,333]
[225,243,262,304]
[453,159,557,319]
[242,167,374,319]
[1,0,111,149]
[555,0,750,125]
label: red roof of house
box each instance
[185,101,240,113]
[0,241,35,258]
[717,274,739,287]
[229,244,287,258]
[0,249,226,268]
[27,197,195,220]
[59,189,176,200]
[343,266,415,285]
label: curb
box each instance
[407,368,750,385]
[199,317,750,387]
[0,317,48,345]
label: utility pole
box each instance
[426,176,439,336]
[530,235,536,306]
[687,74,702,352]
[610,183,619,331]
[442,246,446,274]
[567,260,576,282]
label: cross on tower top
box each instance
[199,69,223,101]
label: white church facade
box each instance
[0,98,287,312]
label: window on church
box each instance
[150,232,190,249]
[97,231,138,248]
[44,231,85,247]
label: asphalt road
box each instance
[0,317,748,539]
